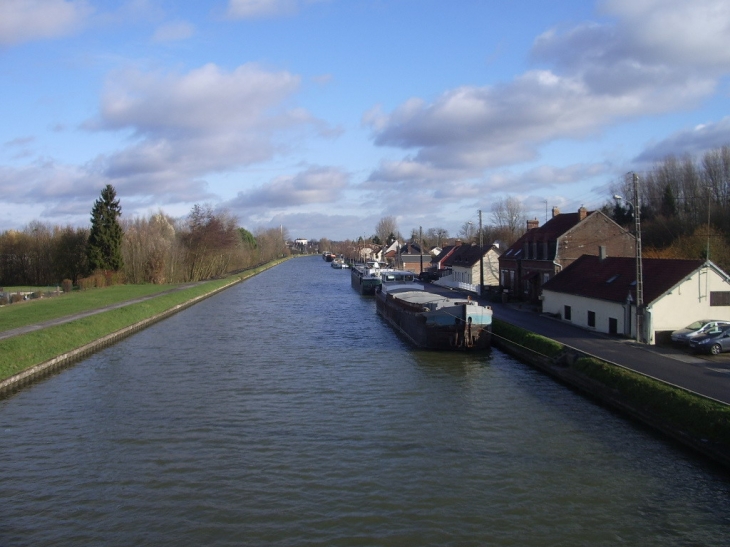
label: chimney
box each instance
[599,245,607,261]
[552,206,561,218]
[578,206,588,220]
[526,218,539,230]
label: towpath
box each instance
[0,283,202,342]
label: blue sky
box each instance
[1,0,730,241]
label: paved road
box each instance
[488,300,730,404]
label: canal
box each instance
[1,256,729,546]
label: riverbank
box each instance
[0,259,287,398]
[492,318,730,469]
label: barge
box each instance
[375,273,492,350]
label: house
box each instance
[433,244,501,294]
[401,242,432,274]
[450,244,502,288]
[429,243,459,274]
[541,252,730,344]
[499,206,635,302]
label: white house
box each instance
[541,254,730,344]
[436,244,501,294]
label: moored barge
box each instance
[375,276,492,350]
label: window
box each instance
[587,311,596,327]
[564,305,572,321]
[710,291,730,306]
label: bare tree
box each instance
[490,197,526,245]
[375,216,398,245]
[458,221,476,242]
[425,227,449,248]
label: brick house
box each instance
[499,206,635,302]
[402,243,431,274]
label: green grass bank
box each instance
[0,259,287,395]
[492,318,730,469]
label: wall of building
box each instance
[556,213,635,269]
[542,290,629,337]
[649,266,730,334]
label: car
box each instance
[688,326,730,355]
[670,320,730,345]
[418,271,439,282]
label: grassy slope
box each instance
[0,284,186,332]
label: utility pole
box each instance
[479,209,484,297]
[707,186,711,262]
[633,173,644,343]
[419,226,423,275]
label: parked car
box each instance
[689,326,730,355]
[671,320,730,345]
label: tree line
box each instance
[607,145,730,271]
[0,185,290,288]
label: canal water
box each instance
[1,256,729,546]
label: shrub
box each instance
[492,319,564,358]
[61,279,73,293]
[10,293,23,304]
[573,357,730,445]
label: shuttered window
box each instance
[710,292,730,306]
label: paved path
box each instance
[488,300,730,404]
[0,283,201,342]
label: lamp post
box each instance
[614,173,643,343]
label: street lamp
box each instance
[614,173,644,342]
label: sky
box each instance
[1,0,730,242]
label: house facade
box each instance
[450,244,501,288]
[398,242,431,273]
[541,255,730,344]
[499,206,635,302]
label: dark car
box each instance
[688,326,730,355]
[671,320,730,345]
[418,271,438,282]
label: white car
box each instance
[671,320,730,345]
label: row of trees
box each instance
[607,145,730,272]
[0,185,290,287]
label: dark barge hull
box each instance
[375,290,491,350]
[351,267,381,295]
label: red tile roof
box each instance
[542,255,705,304]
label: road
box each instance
[489,300,730,404]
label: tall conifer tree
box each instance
[87,184,124,271]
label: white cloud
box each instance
[634,117,730,163]
[227,165,349,211]
[599,0,730,68]
[226,0,327,19]
[0,0,92,45]
[227,0,296,18]
[152,20,195,42]
[81,63,330,198]
[365,0,729,186]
